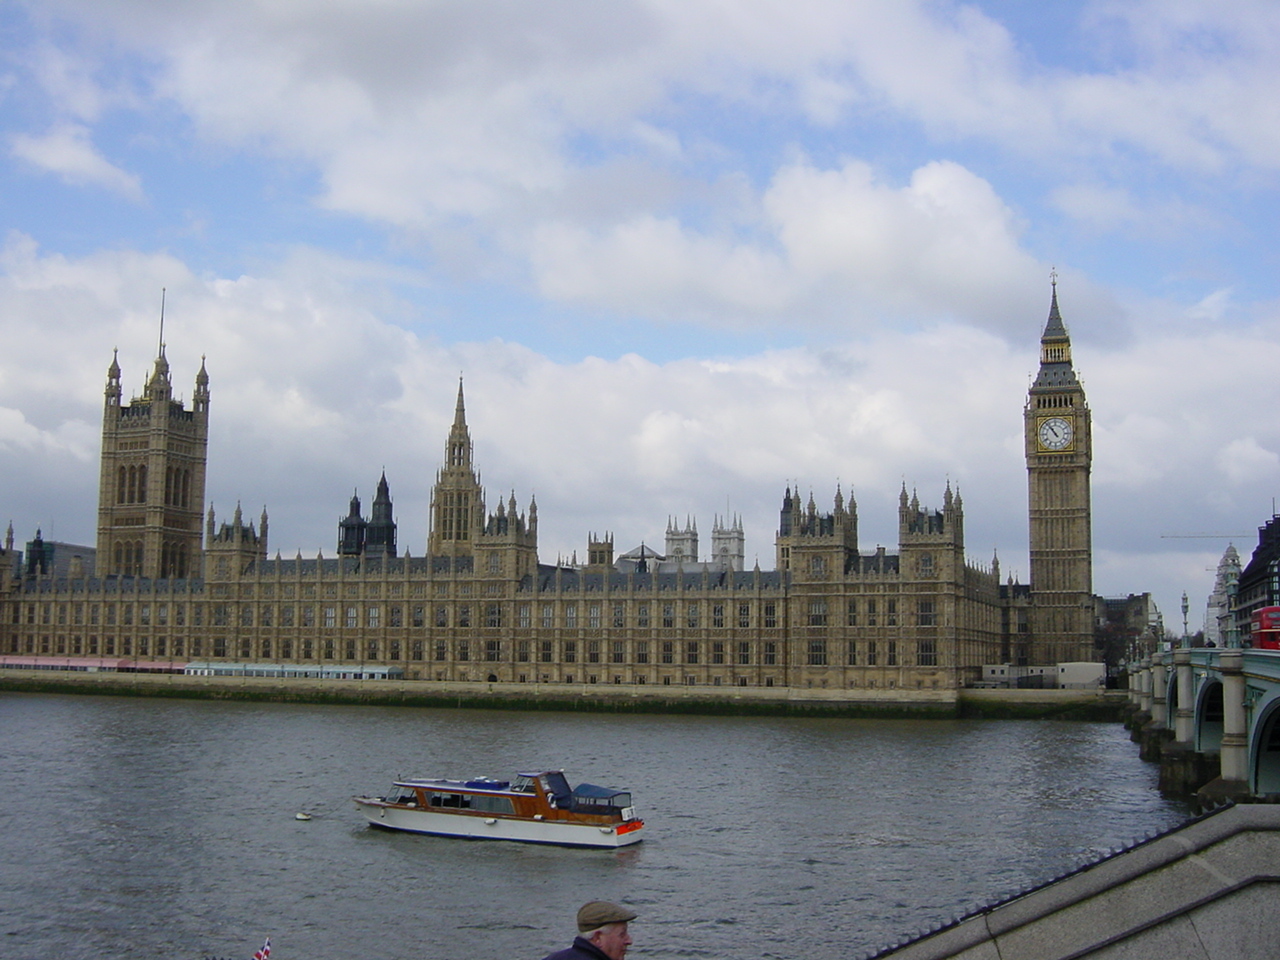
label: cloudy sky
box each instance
[2,0,1278,633]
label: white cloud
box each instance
[9,124,142,199]
[532,159,1048,332]
[1217,438,1280,485]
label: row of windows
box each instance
[8,633,939,669]
[804,638,938,666]
[802,554,936,577]
[15,597,942,633]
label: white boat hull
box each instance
[353,798,643,848]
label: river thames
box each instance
[0,693,1188,960]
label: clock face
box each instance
[1037,416,1074,451]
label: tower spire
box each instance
[158,287,167,358]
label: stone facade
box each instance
[0,291,1097,691]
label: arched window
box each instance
[181,469,190,509]
[127,466,137,503]
[118,467,127,504]
[137,465,147,503]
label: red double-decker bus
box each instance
[1249,606,1280,649]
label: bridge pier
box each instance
[1159,648,1219,795]
[1197,648,1252,805]
[1135,657,1172,763]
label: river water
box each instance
[0,693,1188,960]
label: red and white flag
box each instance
[253,938,271,960]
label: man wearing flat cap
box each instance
[540,900,637,960]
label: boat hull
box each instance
[353,797,643,848]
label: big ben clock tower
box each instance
[1025,278,1094,664]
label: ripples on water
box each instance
[0,693,1188,960]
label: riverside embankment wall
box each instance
[0,670,1125,720]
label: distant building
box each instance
[1235,516,1280,643]
[1205,544,1241,646]
[22,530,96,580]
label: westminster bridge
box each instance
[1127,646,1280,801]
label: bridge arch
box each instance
[1195,679,1224,755]
[1252,695,1280,796]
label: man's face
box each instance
[590,922,631,960]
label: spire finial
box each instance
[158,287,166,357]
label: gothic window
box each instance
[303,639,313,659]
[345,640,356,659]
[917,600,936,626]
[712,641,724,664]
[589,604,601,629]
[611,640,625,663]
[117,466,126,504]
[488,553,500,575]
[866,641,877,665]
[712,604,724,628]
[367,640,379,660]
[260,605,272,627]
[261,639,272,658]
[887,641,898,666]
[686,604,699,629]
[587,640,600,663]
[635,640,649,664]
[563,641,576,663]
[764,603,777,629]
[389,605,401,627]
[867,599,877,626]
[919,553,934,576]
[137,465,147,502]
[763,641,777,665]
[458,605,471,628]
[662,604,674,629]
[486,604,501,628]
[411,640,423,661]
[539,640,552,663]
[434,640,447,661]
[637,604,650,628]
[847,599,857,626]
[738,603,750,629]
[808,600,828,626]
[917,639,937,666]
[807,640,827,665]
[541,604,554,629]
[517,640,530,662]
[345,606,358,629]
[612,604,624,629]
[661,641,673,664]
[240,607,253,627]
[484,640,500,661]
[564,604,577,629]
[810,555,826,577]
[367,606,380,629]
[737,641,750,665]
[847,641,857,665]
[887,600,897,626]
[323,606,336,628]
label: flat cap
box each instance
[577,901,638,932]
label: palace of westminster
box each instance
[0,288,1099,692]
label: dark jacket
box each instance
[541,935,613,960]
